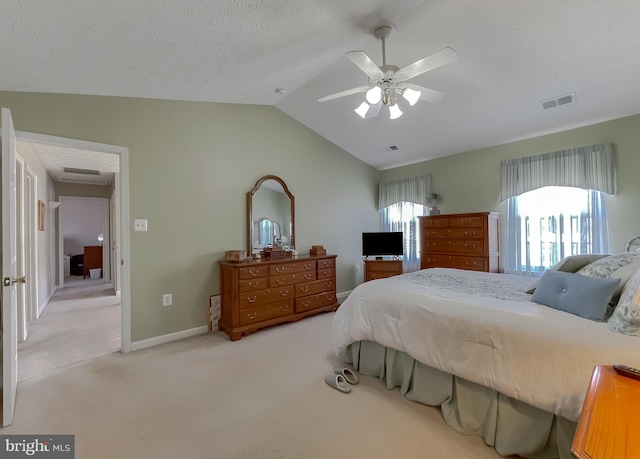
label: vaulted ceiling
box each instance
[2,0,640,172]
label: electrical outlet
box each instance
[162,293,173,306]
[134,219,148,232]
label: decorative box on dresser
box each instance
[419,212,500,272]
[364,259,403,282]
[218,255,339,341]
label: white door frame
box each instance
[25,165,38,322]
[15,155,27,342]
[16,130,132,353]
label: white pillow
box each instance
[525,254,609,294]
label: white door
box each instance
[1,107,19,426]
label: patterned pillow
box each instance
[608,267,640,335]
[577,252,640,298]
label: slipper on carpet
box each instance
[325,374,351,393]
[335,367,359,385]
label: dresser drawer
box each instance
[421,217,450,228]
[367,271,400,281]
[295,291,337,313]
[423,227,486,240]
[238,287,295,310]
[238,278,269,292]
[238,300,293,326]
[269,271,317,288]
[238,265,268,280]
[269,261,316,275]
[421,255,487,271]
[449,216,485,228]
[422,239,486,255]
[367,261,402,273]
[316,258,336,270]
[296,279,335,297]
[317,267,335,280]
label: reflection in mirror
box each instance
[247,175,295,255]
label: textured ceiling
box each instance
[2,0,640,171]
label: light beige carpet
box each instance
[5,313,502,459]
[18,278,121,381]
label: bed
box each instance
[332,257,640,459]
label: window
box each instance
[505,186,609,275]
[380,201,427,272]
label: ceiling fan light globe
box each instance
[402,88,421,106]
[354,101,371,119]
[389,103,403,120]
[365,86,382,105]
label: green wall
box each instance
[380,114,640,255]
[0,91,380,342]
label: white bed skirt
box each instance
[345,341,577,459]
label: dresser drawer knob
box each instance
[249,281,259,287]
[322,261,330,267]
[247,312,257,320]
[323,271,331,276]
[302,301,309,307]
[304,274,312,280]
[304,263,313,269]
[249,269,260,276]
[275,266,285,273]
[275,278,284,284]
[326,295,334,301]
[325,281,333,288]
[280,305,289,312]
[247,296,256,303]
[279,289,289,297]
[301,286,309,292]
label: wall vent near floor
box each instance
[62,167,101,175]
[541,92,576,110]
[381,145,399,152]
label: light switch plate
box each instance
[134,219,148,231]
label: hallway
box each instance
[18,277,121,381]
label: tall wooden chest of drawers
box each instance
[419,212,500,272]
[218,255,339,340]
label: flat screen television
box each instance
[362,232,404,257]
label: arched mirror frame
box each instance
[247,175,295,254]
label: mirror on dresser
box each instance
[247,175,295,255]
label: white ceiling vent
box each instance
[541,92,576,110]
[382,145,399,153]
[62,167,101,175]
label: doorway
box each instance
[14,130,131,364]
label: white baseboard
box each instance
[131,325,209,351]
[337,290,351,303]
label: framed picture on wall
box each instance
[38,200,45,231]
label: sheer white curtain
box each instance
[379,175,431,272]
[501,143,614,276]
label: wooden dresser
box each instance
[83,245,103,278]
[572,365,640,458]
[218,254,339,340]
[419,212,500,272]
[364,259,403,282]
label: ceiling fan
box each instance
[318,25,457,120]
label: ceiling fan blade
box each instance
[395,47,458,82]
[318,85,371,103]
[405,84,445,103]
[345,51,384,79]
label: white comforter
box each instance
[332,268,640,421]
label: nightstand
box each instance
[364,259,403,282]
[571,364,640,458]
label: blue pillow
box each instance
[531,270,621,321]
